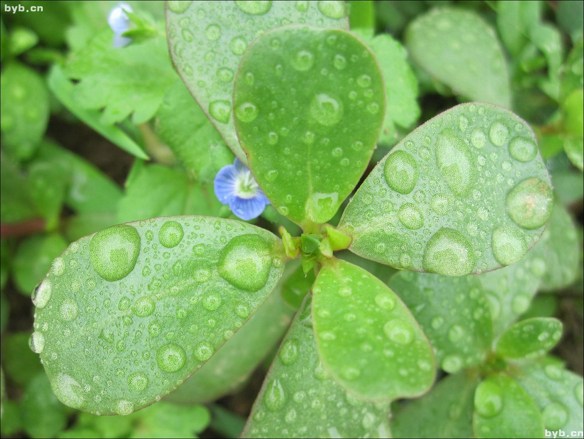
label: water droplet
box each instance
[384,150,418,194]
[217,67,234,83]
[489,121,509,147]
[29,331,45,354]
[218,235,271,292]
[157,343,186,373]
[474,380,503,418]
[60,299,79,321]
[442,355,463,373]
[511,294,530,314]
[52,258,65,276]
[158,221,184,248]
[436,131,475,196]
[90,225,141,282]
[295,1,308,12]
[542,402,568,430]
[423,228,475,276]
[209,100,231,123]
[205,24,221,41]
[309,93,343,127]
[509,137,537,162]
[367,102,380,114]
[32,280,52,309]
[492,226,527,265]
[342,367,361,381]
[384,319,414,345]
[448,325,464,342]
[195,342,214,361]
[333,54,347,70]
[54,373,85,409]
[470,129,486,149]
[291,49,314,71]
[317,1,346,19]
[506,178,553,229]
[398,203,424,230]
[357,74,371,88]
[115,399,134,416]
[235,102,258,123]
[132,297,155,317]
[431,316,444,329]
[167,1,191,13]
[128,372,148,392]
[375,293,395,311]
[236,0,272,15]
[229,36,247,56]
[265,378,286,411]
[279,339,299,365]
[203,294,222,311]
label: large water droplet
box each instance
[291,50,314,71]
[384,319,414,345]
[60,299,79,321]
[229,36,247,56]
[205,24,221,41]
[128,372,148,392]
[209,100,231,123]
[158,221,184,248]
[195,342,214,361]
[489,121,509,147]
[511,294,530,314]
[442,355,463,373]
[265,378,286,411]
[474,380,503,418]
[309,93,343,127]
[398,203,424,230]
[471,129,487,149]
[167,1,191,13]
[383,150,418,194]
[156,343,186,373]
[492,226,527,266]
[218,235,272,292]
[279,339,299,365]
[235,0,272,15]
[333,54,347,70]
[423,228,475,276]
[54,373,85,409]
[52,258,65,276]
[506,178,553,229]
[448,325,464,342]
[436,131,475,196]
[132,297,155,317]
[542,402,568,430]
[235,102,258,123]
[90,225,141,282]
[29,331,45,354]
[509,137,537,162]
[115,400,134,416]
[375,293,395,311]
[32,280,52,309]
[317,1,346,19]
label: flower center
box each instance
[235,170,260,199]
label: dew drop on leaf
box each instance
[235,0,272,15]
[474,380,503,418]
[158,221,184,248]
[89,225,141,282]
[441,354,463,373]
[398,203,424,230]
[156,343,187,373]
[423,228,475,276]
[128,372,148,392]
[59,299,79,321]
[194,342,214,361]
[436,131,475,196]
[489,121,510,147]
[383,319,414,345]
[491,226,528,265]
[309,93,343,127]
[265,378,287,411]
[218,234,272,292]
[505,178,553,229]
[54,373,85,409]
[29,331,45,354]
[542,402,569,430]
[202,294,222,311]
[279,339,299,365]
[374,293,395,311]
[383,150,418,194]
[509,137,537,162]
[115,400,134,416]
[235,102,259,123]
[317,1,346,19]
[32,280,52,309]
[132,297,155,317]
[291,50,315,72]
[208,100,231,123]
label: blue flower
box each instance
[108,3,133,48]
[214,159,270,221]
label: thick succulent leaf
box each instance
[389,272,492,374]
[562,89,584,171]
[21,373,67,439]
[552,170,583,206]
[234,26,385,226]
[514,357,584,435]
[243,298,391,438]
[32,217,285,415]
[312,259,435,400]
[495,317,563,360]
[0,62,49,160]
[26,160,69,230]
[154,82,233,183]
[496,1,541,56]
[166,0,349,161]
[165,285,294,404]
[392,372,480,438]
[406,8,511,107]
[473,374,544,438]
[340,103,552,276]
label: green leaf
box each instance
[312,259,435,400]
[0,400,22,436]
[64,212,119,242]
[74,411,133,438]
[389,272,492,373]
[116,162,223,223]
[64,30,176,125]
[392,372,480,438]
[495,317,563,360]
[552,170,584,206]
[562,88,583,171]
[165,286,294,404]
[473,374,544,438]
[520,294,558,321]
[279,260,314,309]
[243,298,391,438]
[557,1,583,41]
[0,62,49,160]
[48,65,148,160]
[12,233,68,296]
[0,153,37,223]
[8,26,39,56]
[336,250,397,285]
[154,82,233,183]
[357,31,420,146]
[529,23,563,99]
[514,357,584,435]
[234,27,385,226]
[32,217,284,414]
[2,332,42,387]
[406,8,511,107]
[166,0,349,161]
[560,38,583,101]
[349,0,375,31]
[27,160,69,230]
[21,373,68,439]
[496,1,542,56]
[340,103,552,275]
[129,402,210,438]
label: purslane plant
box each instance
[21,2,582,438]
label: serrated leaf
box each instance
[495,317,563,360]
[64,30,176,125]
[166,0,349,161]
[0,62,49,160]
[21,373,68,439]
[13,233,68,296]
[165,285,293,404]
[243,298,391,438]
[514,357,584,435]
[392,372,480,438]
[406,8,511,107]
[32,217,284,414]
[2,332,42,386]
[234,26,385,226]
[116,162,223,223]
[155,81,233,183]
[312,259,435,400]
[389,272,492,374]
[473,374,544,438]
[340,103,552,276]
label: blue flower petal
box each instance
[214,164,238,204]
[230,196,268,221]
[108,4,132,34]
[233,158,246,172]
[112,34,132,48]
